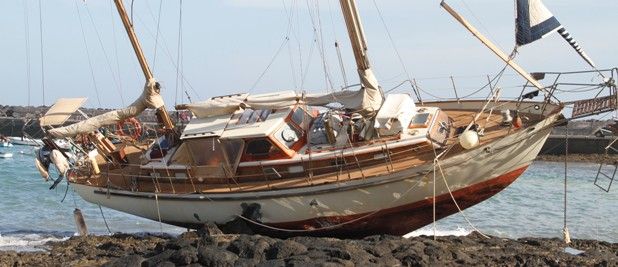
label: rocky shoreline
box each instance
[0,224,616,266]
[535,153,618,164]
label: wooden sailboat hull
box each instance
[71,112,559,238]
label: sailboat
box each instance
[32,0,614,237]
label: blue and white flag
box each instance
[516,0,596,68]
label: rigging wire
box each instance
[283,0,299,89]
[370,0,422,103]
[84,3,126,105]
[327,0,348,88]
[75,0,102,107]
[23,0,32,107]
[109,0,125,105]
[459,0,507,52]
[250,38,290,91]
[38,0,45,106]
[152,0,164,71]
[174,0,184,105]
[133,12,202,101]
[305,0,335,91]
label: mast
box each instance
[440,1,547,93]
[113,0,174,130]
[338,0,383,115]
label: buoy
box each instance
[35,158,50,181]
[73,208,89,236]
[50,150,70,177]
[459,130,480,150]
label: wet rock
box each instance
[226,235,273,260]
[198,247,238,267]
[144,250,175,267]
[266,240,308,259]
[256,259,285,267]
[170,247,198,265]
[154,261,175,267]
[165,237,194,250]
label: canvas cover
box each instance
[40,98,87,127]
[374,94,416,136]
[180,114,232,140]
[48,79,165,138]
[185,84,382,120]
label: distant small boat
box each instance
[0,152,13,158]
[0,141,13,147]
[8,137,44,147]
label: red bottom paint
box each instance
[262,165,529,238]
[171,166,528,238]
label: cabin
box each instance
[136,92,451,184]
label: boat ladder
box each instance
[594,138,618,192]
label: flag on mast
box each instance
[515,0,596,68]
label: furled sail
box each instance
[47,79,164,138]
[184,88,382,119]
[515,0,596,68]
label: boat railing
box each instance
[81,138,445,194]
[77,103,544,194]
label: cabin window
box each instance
[184,138,226,167]
[246,139,274,156]
[291,107,305,126]
[243,138,284,159]
[291,107,312,130]
[236,109,272,125]
[220,139,244,174]
[274,123,302,149]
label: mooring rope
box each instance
[563,124,571,243]
[98,203,113,234]
[435,159,490,239]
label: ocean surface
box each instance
[0,144,616,251]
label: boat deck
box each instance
[74,106,545,194]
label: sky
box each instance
[0,0,616,109]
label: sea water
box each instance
[0,145,616,251]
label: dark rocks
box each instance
[227,235,273,261]
[266,240,308,259]
[170,247,198,265]
[0,223,616,266]
[198,247,238,267]
[102,255,144,267]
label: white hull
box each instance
[72,112,559,235]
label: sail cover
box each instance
[515,0,561,46]
[516,0,596,67]
[47,79,164,138]
[40,98,87,127]
[185,87,382,119]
